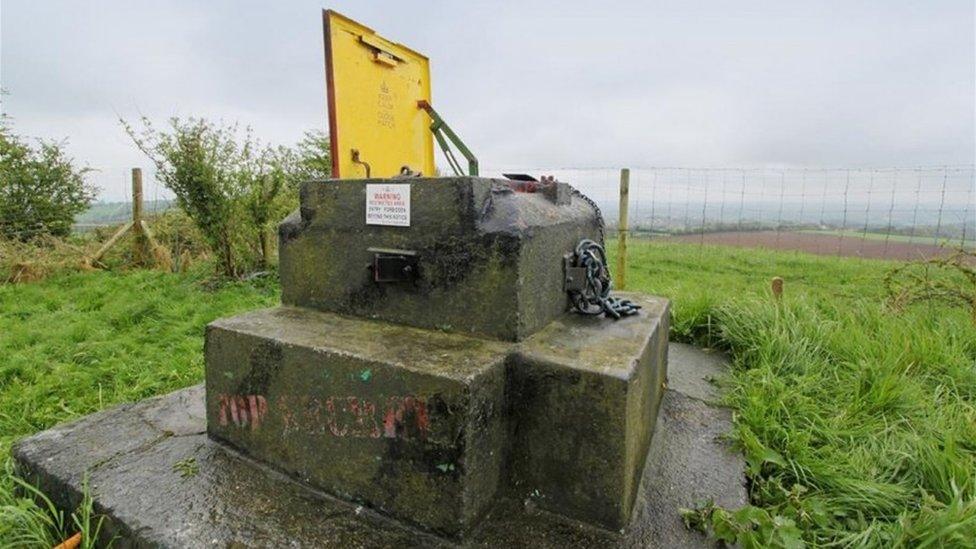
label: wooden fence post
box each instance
[88,167,161,268]
[616,168,630,290]
[131,168,146,264]
[771,276,784,300]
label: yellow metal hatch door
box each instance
[323,10,435,179]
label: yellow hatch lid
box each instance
[323,10,435,179]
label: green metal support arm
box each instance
[417,100,479,176]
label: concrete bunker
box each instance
[205,176,670,537]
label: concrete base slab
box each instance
[12,344,746,548]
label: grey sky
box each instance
[1,0,973,201]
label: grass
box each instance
[0,264,277,545]
[1,240,974,547]
[0,265,277,456]
[615,240,976,547]
[0,468,103,548]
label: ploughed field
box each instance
[669,230,968,260]
[2,241,974,547]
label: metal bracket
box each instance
[369,248,419,283]
[417,100,478,177]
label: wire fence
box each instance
[69,168,173,233]
[6,164,973,262]
[483,164,975,261]
[0,167,174,239]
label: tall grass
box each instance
[0,464,105,547]
[616,240,976,547]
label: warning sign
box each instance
[366,184,411,227]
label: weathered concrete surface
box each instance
[206,306,511,536]
[667,342,730,403]
[204,294,667,534]
[12,343,746,548]
[509,296,669,529]
[626,344,745,548]
[279,177,602,341]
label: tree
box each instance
[124,117,250,276]
[242,145,300,268]
[295,129,332,180]
[124,117,334,276]
[0,127,94,239]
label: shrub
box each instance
[124,118,333,276]
[295,129,332,180]
[0,126,95,239]
[123,117,249,276]
[240,145,300,268]
[147,208,210,271]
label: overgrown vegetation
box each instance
[885,248,976,323]
[0,235,95,283]
[0,208,213,283]
[0,466,105,548]
[618,241,975,547]
[122,117,330,276]
[0,124,95,240]
[1,241,973,546]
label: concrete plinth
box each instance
[12,343,746,548]
[280,178,602,341]
[204,294,667,535]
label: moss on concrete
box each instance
[205,295,667,534]
[279,177,601,341]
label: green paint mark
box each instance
[435,463,455,473]
[359,369,372,382]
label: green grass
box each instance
[2,242,974,547]
[0,265,277,545]
[0,266,277,456]
[614,240,976,547]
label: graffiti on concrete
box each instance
[217,393,429,440]
[217,394,269,431]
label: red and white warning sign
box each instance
[366,184,410,227]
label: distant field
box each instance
[73,199,174,231]
[800,229,975,248]
[669,230,969,261]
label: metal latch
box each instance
[564,254,587,292]
[359,34,403,67]
[369,248,418,283]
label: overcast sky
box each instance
[1,0,973,201]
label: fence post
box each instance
[771,276,784,301]
[616,168,630,290]
[131,168,146,264]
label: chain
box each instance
[567,239,641,319]
[572,188,605,244]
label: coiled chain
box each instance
[568,239,642,319]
